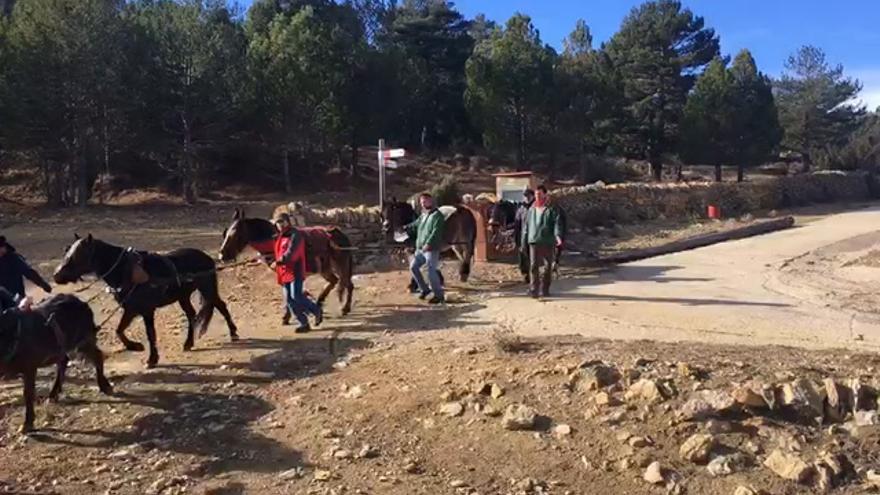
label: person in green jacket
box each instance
[521,185,564,298]
[406,193,446,304]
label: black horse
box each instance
[486,199,520,249]
[0,294,113,433]
[53,235,238,368]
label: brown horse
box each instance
[381,199,477,282]
[219,208,354,316]
[0,294,113,433]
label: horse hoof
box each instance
[183,343,194,352]
[125,342,145,352]
[18,424,34,435]
[100,385,115,396]
[230,334,240,342]
[146,359,158,369]
[47,393,60,403]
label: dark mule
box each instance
[219,208,355,316]
[381,198,477,284]
[53,235,238,368]
[0,294,113,433]
[486,199,519,248]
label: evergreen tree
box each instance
[775,45,864,170]
[465,13,555,168]
[606,0,719,181]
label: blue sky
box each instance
[239,0,880,109]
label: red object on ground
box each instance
[707,205,721,219]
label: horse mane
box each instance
[246,218,277,242]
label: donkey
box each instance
[54,235,238,368]
[0,294,113,433]
[219,208,355,316]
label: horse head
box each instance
[54,233,96,284]
[219,209,250,262]
[381,197,414,234]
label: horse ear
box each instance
[74,233,80,240]
[233,208,242,220]
[87,233,93,242]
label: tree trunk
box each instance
[282,148,292,194]
[76,156,89,207]
[714,164,722,182]
[599,216,795,265]
[649,152,662,182]
[737,164,745,183]
[181,114,195,204]
[349,130,358,178]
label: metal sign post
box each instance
[378,141,406,209]
[378,139,385,210]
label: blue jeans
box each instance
[282,278,321,327]
[410,249,443,299]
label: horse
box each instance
[53,235,238,368]
[485,199,519,249]
[218,208,354,316]
[0,294,113,433]
[381,198,477,284]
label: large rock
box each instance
[780,379,826,421]
[643,461,665,484]
[733,382,773,409]
[824,378,850,423]
[763,449,813,483]
[502,404,538,431]
[677,390,736,421]
[439,402,464,417]
[626,379,675,403]
[570,363,621,391]
[679,434,716,464]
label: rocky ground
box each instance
[1,200,880,494]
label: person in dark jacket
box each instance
[0,236,51,300]
[513,189,535,283]
[520,185,564,298]
[405,193,445,304]
[271,214,322,333]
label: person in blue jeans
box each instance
[271,214,322,333]
[406,193,446,304]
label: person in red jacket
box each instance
[271,214,323,333]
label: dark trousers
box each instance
[517,244,530,281]
[529,244,554,296]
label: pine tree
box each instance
[606,0,719,181]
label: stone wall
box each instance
[554,171,872,228]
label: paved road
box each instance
[479,207,880,351]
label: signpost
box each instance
[377,140,406,209]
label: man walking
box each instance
[407,193,445,304]
[513,188,535,283]
[521,185,564,298]
[0,236,52,300]
[272,214,323,333]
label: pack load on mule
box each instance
[0,293,113,433]
[219,207,355,321]
[53,234,238,368]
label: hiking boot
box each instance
[418,290,431,300]
[528,290,539,299]
[314,307,324,327]
[282,313,291,326]
[294,324,311,334]
[428,296,445,305]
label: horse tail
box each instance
[194,272,218,337]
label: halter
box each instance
[73,243,132,297]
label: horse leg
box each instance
[451,245,468,282]
[115,309,143,352]
[48,355,69,402]
[213,298,239,342]
[20,367,37,434]
[336,254,354,316]
[179,297,197,352]
[80,342,114,395]
[142,311,160,369]
[317,271,338,308]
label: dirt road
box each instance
[3,202,880,494]
[482,206,880,351]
